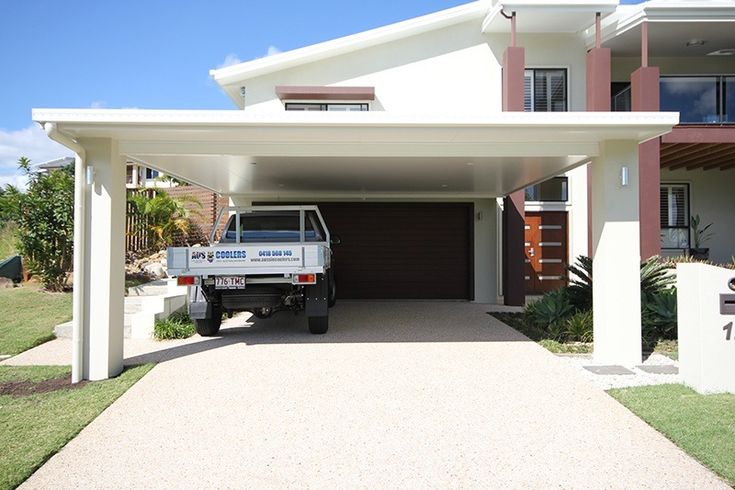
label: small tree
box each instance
[5,157,74,291]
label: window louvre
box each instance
[660,184,690,250]
[523,71,533,112]
[524,69,567,112]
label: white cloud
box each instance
[217,53,242,69]
[265,45,281,57]
[90,100,106,109]
[0,124,73,190]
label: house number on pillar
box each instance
[725,322,733,341]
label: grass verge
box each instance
[608,384,735,487]
[0,364,154,489]
[490,312,593,354]
[0,284,71,356]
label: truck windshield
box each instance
[221,211,326,243]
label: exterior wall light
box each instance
[621,166,629,187]
[85,165,94,186]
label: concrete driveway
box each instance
[21,302,726,488]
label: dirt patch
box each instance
[0,375,88,397]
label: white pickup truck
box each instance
[167,206,337,336]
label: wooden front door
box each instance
[524,211,568,294]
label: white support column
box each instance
[591,140,642,366]
[79,138,126,380]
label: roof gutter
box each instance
[43,122,86,384]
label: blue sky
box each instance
[0,0,472,185]
[0,0,645,186]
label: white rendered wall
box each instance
[661,167,735,264]
[78,138,126,380]
[591,140,642,366]
[232,196,498,303]
[240,25,590,117]
[242,21,500,115]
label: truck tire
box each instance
[328,273,337,308]
[195,307,222,336]
[308,315,329,334]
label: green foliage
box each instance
[153,310,195,340]
[566,255,675,310]
[566,255,592,311]
[0,222,18,259]
[640,258,676,297]
[643,288,678,345]
[564,309,593,343]
[127,190,200,251]
[690,214,714,248]
[525,288,574,333]
[2,158,74,291]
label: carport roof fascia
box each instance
[33,109,678,147]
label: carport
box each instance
[32,108,677,381]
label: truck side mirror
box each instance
[330,235,342,245]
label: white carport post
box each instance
[591,140,642,366]
[79,138,126,380]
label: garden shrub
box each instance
[154,310,195,340]
[526,288,573,332]
[642,288,678,343]
[564,309,593,343]
[1,158,74,291]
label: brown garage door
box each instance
[258,202,473,299]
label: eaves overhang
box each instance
[580,0,735,49]
[482,0,618,34]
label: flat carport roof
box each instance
[32,108,678,382]
[33,109,675,198]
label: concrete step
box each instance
[55,282,189,340]
[127,279,173,297]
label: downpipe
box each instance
[43,122,86,383]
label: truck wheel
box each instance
[328,277,337,308]
[308,316,328,334]
[195,307,222,336]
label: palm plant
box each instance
[690,214,714,249]
[127,190,201,250]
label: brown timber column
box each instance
[502,43,526,306]
[632,21,661,259]
[585,13,611,255]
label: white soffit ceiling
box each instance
[483,0,618,34]
[32,109,677,197]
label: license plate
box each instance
[215,276,247,289]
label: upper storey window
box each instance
[524,69,568,112]
[285,103,369,112]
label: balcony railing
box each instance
[661,76,733,124]
[612,75,734,124]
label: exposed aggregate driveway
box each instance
[22,302,727,489]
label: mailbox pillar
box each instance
[678,263,735,394]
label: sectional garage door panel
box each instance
[315,203,472,300]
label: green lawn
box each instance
[609,384,735,487]
[0,285,71,356]
[0,364,154,489]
